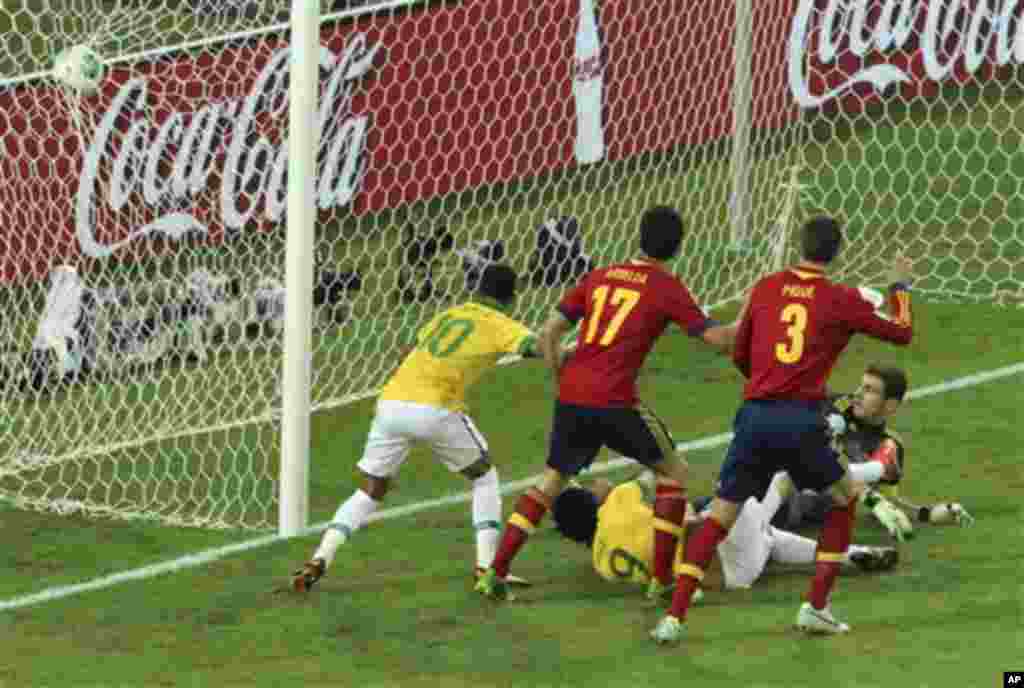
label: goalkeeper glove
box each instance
[919,502,975,527]
[861,490,914,542]
[949,503,975,527]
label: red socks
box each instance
[808,499,856,609]
[652,481,687,585]
[491,488,550,578]
[669,517,729,619]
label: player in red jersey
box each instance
[651,216,914,643]
[476,206,736,602]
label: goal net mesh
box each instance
[0,0,1018,529]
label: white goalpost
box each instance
[280,0,320,536]
[1,0,1020,533]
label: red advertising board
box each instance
[0,0,1013,282]
[0,1,798,282]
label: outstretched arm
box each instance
[700,321,737,353]
[703,291,751,355]
[845,254,914,346]
[892,495,975,526]
[846,438,903,485]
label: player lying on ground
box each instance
[292,264,540,593]
[552,472,897,596]
[8,263,356,392]
[774,364,974,540]
[652,216,914,643]
[476,206,737,603]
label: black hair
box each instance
[476,263,517,304]
[551,487,600,546]
[639,206,683,261]
[865,364,908,401]
[800,215,843,263]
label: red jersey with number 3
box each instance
[557,260,710,407]
[734,265,913,402]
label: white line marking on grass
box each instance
[3,361,1022,612]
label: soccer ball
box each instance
[52,45,105,95]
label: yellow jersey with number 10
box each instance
[591,482,686,585]
[379,300,535,413]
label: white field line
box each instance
[2,360,1022,612]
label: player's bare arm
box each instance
[538,310,573,377]
[705,290,750,354]
[700,322,736,353]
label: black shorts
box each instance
[546,400,676,476]
[716,400,844,503]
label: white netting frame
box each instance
[9,1,1018,530]
[787,0,1024,304]
[0,1,801,530]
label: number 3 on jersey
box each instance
[775,303,808,364]
[584,286,641,346]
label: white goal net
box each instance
[0,0,1019,530]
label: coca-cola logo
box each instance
[76,34,381,258]
[789,0,1024,108]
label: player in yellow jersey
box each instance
[552,472,897,594]
[292,264,539,592]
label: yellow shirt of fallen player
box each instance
[380,298,537,413]
[591,482,687,585]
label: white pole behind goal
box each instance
[280,0,321,536]
[729,0,753,249]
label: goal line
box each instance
[1,360,1021,612]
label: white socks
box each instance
[311,468,501,571]
[313,489,380,567]
[472,467,502,569]
[760,472,794,523]
[842,544,871,566]
[769,529,867,567]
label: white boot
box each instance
[795,601,850,634]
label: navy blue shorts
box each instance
[547,401,675,476]
[716,399,844,503]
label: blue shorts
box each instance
[716,400,844,503]
[546,401,675,476]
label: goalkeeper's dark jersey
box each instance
[771,394,906,529]
[832,395,905,482]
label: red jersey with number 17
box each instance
[734,265,913,402]
[557,260,711,407]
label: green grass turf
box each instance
[0,8,1022,684]
[1,301,1022,687]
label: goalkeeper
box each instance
[552,471,897,595]
[776,364,974,540]
[17,263,357,391]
